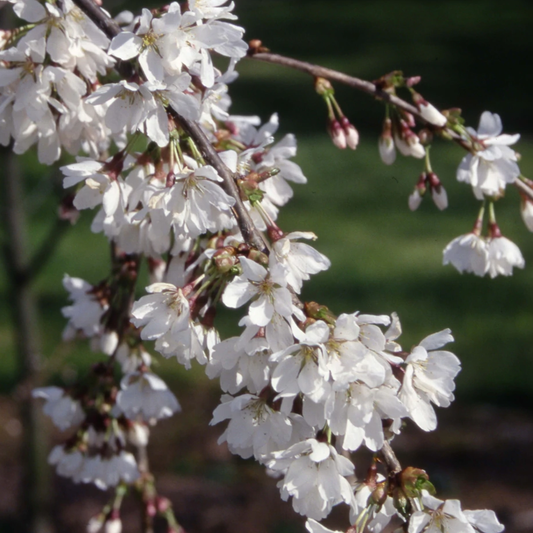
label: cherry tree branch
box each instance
[69,0,410,481]
[175,114,268,251]
[72,0,267,253]
[248,50,533,201]
[248,51,421,119]
[514,177,533,202]
[72,0,121,36]
[379,441,402,475]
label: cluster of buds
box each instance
[393,111,426,159]
[409,171,448,211]
[378,111,428,164]
[315,77,359,150]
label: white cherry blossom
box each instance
[399,329,460,431]
[487,235,525,278]
[270,232,330,293]
[117,371,181,421]
[443,233,489,276]
[62,275,107,339]
[329,379,407,452]
[268,438,354,520]
[457,111,520,199]
[409,492,504,533]
[131,283,200,364]
[222,256,294,326]
[33,387,84,431]
[79,452,139,490]
[211,394,294,460]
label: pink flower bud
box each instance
[408,189,423,211]
[425,172,448,210]
[105,512,122,533]
[340,117,359,150]
[431,184,448,210]
[411,91,447,127]
[521,197,533,232]
[405,76,421,87]
[379,118,395,165]
[419,103,447,127]
[327,119,346,149]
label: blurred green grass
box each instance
[1,0,533,404]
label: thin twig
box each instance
[514,177,533,202]
[175,114,267,251]
[248,52,421,118]
[72,0,120,36]
[378,441,402,475]
[249,51,533,202]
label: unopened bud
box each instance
[401,112,416,129]
[379,118,396,165]
[214,247,237,273]
[59,193,80,224]
[247,250,269,267]
[412,91,447,127]
[105,512,122,533]
[370,481,388,507]
[157,496,171,513]
[328,119,347,149]
[128,422,150,447]
[520,195,533,232]
[392,487,409,514]
[87,514,105,533]
[100,330,119,356]
[304,302,336,324]
[405,75,421,87]
[394,126,425,159]
[247,39,269,54]
[146,501,157,517]
[340,116,359,150]
[427,173,448,210]
[400,467,434,498]
[408,189,423,211]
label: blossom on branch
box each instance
[267,438,354,520]
[399,329,460,432]
[457,111,520,199]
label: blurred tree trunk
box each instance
[1,146,54,533]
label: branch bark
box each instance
[248,51,421,119]
[378,440,402,475]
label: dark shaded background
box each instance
[1,1,533,532]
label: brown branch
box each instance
[378,440,402,475]
[72,0,121,37]
[175,114,267,251]
[249,51,533,203]
[72,0,267,253]
[514,177,533,202]
[248,51,421,119]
